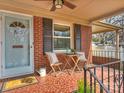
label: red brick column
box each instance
[81,26,92,64]
[33,16,43,70]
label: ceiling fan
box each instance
[34,0,76,11]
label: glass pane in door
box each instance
[5,16,30,68]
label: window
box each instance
[53,24,71,51]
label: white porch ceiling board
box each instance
[0,0,124,23]
[92,22,122,33]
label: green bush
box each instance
[75,80,93,93]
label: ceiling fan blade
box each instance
[50,4,56,11]
[63,0,76,9]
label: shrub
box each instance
[75,80,93,93]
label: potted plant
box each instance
[71,49,76,54]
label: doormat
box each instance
[3,76,38,91]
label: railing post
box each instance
[84,66,87,93]
[118,62,120,93]
[122,61,124,93]
[94,68,96,93]
[100,66,103,93]
[90,73,92,93]
[113,64,116,93]
[108,65,110,91]
[100,82,103,93]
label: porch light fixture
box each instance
[55,0,63,9]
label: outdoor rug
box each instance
[3,76,38,91]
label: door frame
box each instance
[0,11,34,79]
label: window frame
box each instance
[53,23,73,53]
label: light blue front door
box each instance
[2,14,34,78]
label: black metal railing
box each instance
[84,61,124,93]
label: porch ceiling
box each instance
[0,0,124,25]
[92,22,122,34]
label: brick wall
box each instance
[33,16,43,70]
[93,56,120,69]
[93,56,119,64]
[33,16,92,71]
[81,26,92,64]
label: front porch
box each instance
[0,0,124,93]
[0,63,123,93]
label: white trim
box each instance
[1,15,5,78]
[53,22,73,52]
[0,12,33,20]
[53,50,70,53]
[0,10,33,17]
[30,15,34,75]
[0,12,34,79]
[53,36,71,39]
[0,71,34,79]
[0,15,2,78]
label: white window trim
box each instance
[54,36,71,39]
[53,22,74,53]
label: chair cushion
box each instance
[45,52,59,64]
[76,52,87,61]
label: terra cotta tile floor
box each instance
[1,68,123,93]
[3,71,84,93]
